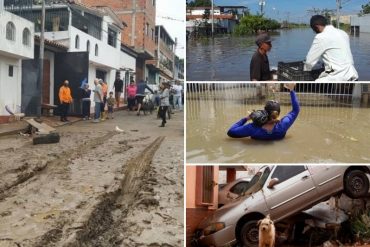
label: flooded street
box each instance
[186,28,370,81]
[186,89,370,163]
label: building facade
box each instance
[0,1,34,122]
[156,25,175,83]
[351,14,370,34]
[78,0,157,83]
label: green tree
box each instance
[234,15,280,35]
[187,0,211,7]
[360,2,370,15]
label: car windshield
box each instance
[237,166,271,198]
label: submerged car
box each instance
[193,165,370,247]
[218,177,251,207]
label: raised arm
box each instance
[227,117,256,138]
[145,84,154,94]
[279,90,300,131]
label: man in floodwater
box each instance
[304,15,358,81]
[227,84,299,140]
[250,33,272,81]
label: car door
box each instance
[264,166,319,221]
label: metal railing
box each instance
[186,83,369,123]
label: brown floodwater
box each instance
[186,92,370,163]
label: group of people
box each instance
[58,76,182,127]
[250,15,358,81]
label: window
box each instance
[108,27,117,47]
[145,23,149,36]
[6,22,15,41]
[75,35,80,49]
[8,65,14,77]
[151,28,154,40]
[230,182,250,195]
[152,0,156,6]
[271,166,306,184]
[86,40,90,52]
[22,28,31,46]
[95,44,98,56]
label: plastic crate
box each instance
[277,61,324,81]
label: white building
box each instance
[0,2,34,121]
[9,2,136,112]
[351,14,370,33]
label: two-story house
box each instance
[0,0,34,123]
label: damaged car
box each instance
[192,165,370,247]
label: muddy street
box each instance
[0,110,184,247]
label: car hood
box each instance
[198,191,266,229]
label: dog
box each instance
[258,215,275,247]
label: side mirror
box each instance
[267,178,279,189]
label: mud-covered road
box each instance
[0,110,184,247]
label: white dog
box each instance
[258,214,275,247]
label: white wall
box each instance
[0,55,21,115]
[191,9,221,15]
[69,27,121,69]
[0,10,34,59]
[120,51,136,72]
[351,15,370,33]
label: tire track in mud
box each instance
[47,136,165,247]
[0,131,118,201]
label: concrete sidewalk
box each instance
[0,105,128,137]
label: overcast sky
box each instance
[156,0,186,59]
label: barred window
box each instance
[6,22,16,41]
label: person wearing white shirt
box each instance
[172,81,183,111]
[304,15,358,81]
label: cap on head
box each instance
[255,33,271,47]
[265,100,280,115]
[310,15,327,30]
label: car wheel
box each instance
[344,170,369,198]
[239,220,259,247]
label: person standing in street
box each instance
[305,15,358,81]
[106,91,116,119]
[135,80,154,116]
[81,83,91,120]
[100,80,108,120]
[58,80,73,122]
[158,82,170,127]
[250,33,272,81]
[93,79,103,123]
[127,80,137,111]
[172,81,183,111]
[113,74,123,107]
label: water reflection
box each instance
[186,92,370,163]
[187,28,370,81]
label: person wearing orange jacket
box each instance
[59,80,73,122]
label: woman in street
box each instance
[158,82,170,127]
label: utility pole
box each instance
[211,0,214,38]
[173,38,177,80]
[336,0,341,29]
[259,0,265,15]
[38,0,46,119]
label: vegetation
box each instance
[186,0,211,7]
[351,209,370,241]
[233,14,280,35]
[360,1,370,15]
